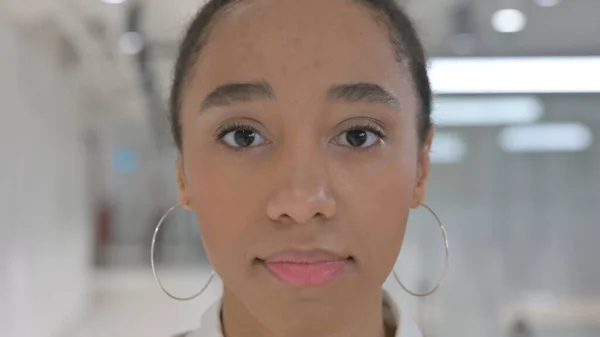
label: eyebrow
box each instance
[200,81,275,111]
[199,81,400,112]
[326,83,401,109]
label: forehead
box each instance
[187,0,415,105]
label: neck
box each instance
[221,286,391,337]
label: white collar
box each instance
[183,292,422,337]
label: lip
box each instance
[262,248,349,264]
[259,249,351,287]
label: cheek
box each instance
[360,169,415,242]
[182,153,262,271]
[335,150,419,277]
[370,168,414,251]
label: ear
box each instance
[411,126,435,209]
[177,154,193,209]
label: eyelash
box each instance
[215,122,258,140]
[345,123,386,139]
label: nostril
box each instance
[274,211,330,225]
[314,212,327,219]
[266,187,337,224]
[279,213,293,222]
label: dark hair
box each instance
[169,0,432,150]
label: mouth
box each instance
[257,249,352,287]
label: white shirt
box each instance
[180,292,423,337]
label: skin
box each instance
[176,0,434,337]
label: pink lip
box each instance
[261,249,350,287]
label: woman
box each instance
[155,0,448,336]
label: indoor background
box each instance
[1,0,599,336]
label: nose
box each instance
[265,154,337,225]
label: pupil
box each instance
[234,130,256,147]
[346,130,367,147]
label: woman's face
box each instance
[177,0,432,316]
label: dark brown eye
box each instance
[233,130,257,147]
[217,124,267,149]
[345,130,368,147]
[334,125,385,149]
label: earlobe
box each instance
[176,154,193,209]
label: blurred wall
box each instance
[0,17,92,337]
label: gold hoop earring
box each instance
[150,205,216,301]
[392,203,449,297]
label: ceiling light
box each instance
[433,96,543,126]
[429,57,600,94]
[119,32,144,55]
[430,133,467,164]
[533,0,562,7]
[499,123,593,153]
[491,9,527,33]
[102,0,128,4]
